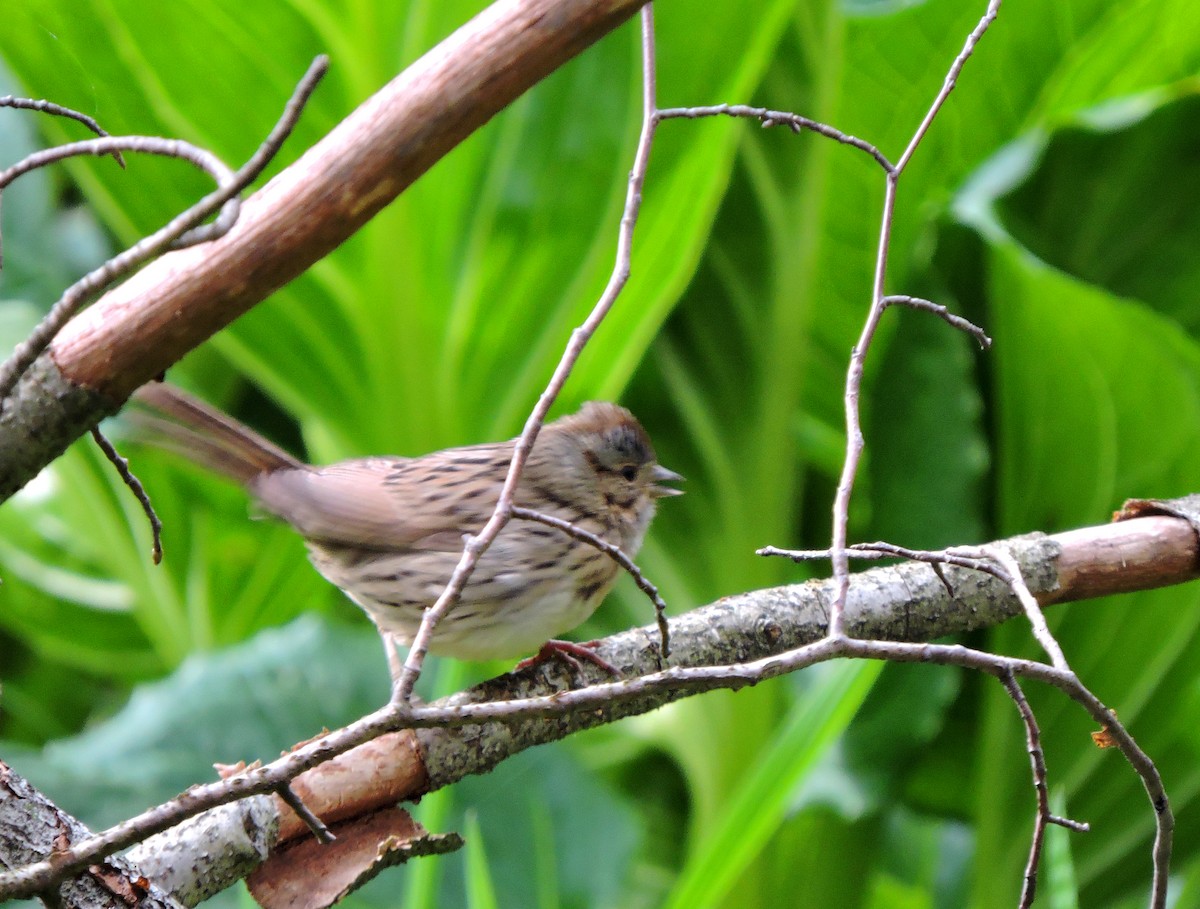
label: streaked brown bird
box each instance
[133,383,681,670]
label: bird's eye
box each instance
[620,465,638,482]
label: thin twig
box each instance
[275,784,335,845]
[930,561,955,600]
[973,545,1070,672]
[0,96,124,269]
[999,669,1088,909]
[0,137,234,247]
[392,7,663,703]
[90,427,163,565]
[1009,672,1045,909]
[895,0,1003,173]
[881,295,991,348]
[0,56,328,404]
[760,540,1004,576]
[657,104,892,171]
[512,506,670,658]
[0,94,126,166]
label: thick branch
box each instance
[223,511,1200,835]
[0,762,185,909]
[4,509,1194,904]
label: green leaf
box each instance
[661,662,882,909]
[843,663,962,805]
[415,743,643,909]
[463,812,500,909]
[996,91,1200,332]
[1045,789,1081,909]
[866,311,989,548]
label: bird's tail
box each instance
[130,382,303,484]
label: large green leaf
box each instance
[996,93,1200,332]
[661,662,881,909]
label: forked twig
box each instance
[972,545,1070,671]
[825,0,1004,637]
[999,669,1089,909]
[761,537,1170,902]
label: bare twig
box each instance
[274,784,335,845]
[512,506,671,658]
[89,427,162,564]
[824,0,1002,638]
[657,104,892,170]
[0,137,231,205]
[0,94,125,166]
[999,669,1089,909]
[973,545,1070,671]
[765,540,1073,671]
[393,7,664,702]
[881,295,991,348]
[895,0,1002,174]
[0,138,234,387]
[760,540,1004,576]
[0,96,123,269]
[0,56,328,404]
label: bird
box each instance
[131,382,682,676]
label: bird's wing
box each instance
[250,450,508,550]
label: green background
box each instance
[3,0,1200,906]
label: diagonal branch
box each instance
[0,762,185,909]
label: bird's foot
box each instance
[515,639,621,680]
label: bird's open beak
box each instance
[650,464,684,498]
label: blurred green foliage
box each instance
[2,0,1200,906]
